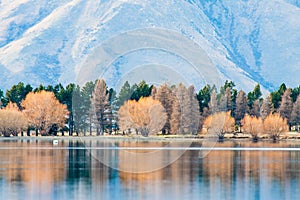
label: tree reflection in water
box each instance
[0,139,300,199]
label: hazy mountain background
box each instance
[0,0,299,92]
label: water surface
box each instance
[0,139,300,200]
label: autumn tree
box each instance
[174,84,200,134]
[234,90,248,125]
[203,111,235,140]
[0,102,27,137]
[260,95,274,120]
[263,113,288,141]
[241,114,263,141]
[291,95,300,131]
[279,88,293,128]
[118,97,167,136]
[92,79,112,135]
[22,91,69,136]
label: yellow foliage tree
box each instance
[118,97,167,136]
[263,113,288,141]
[22,91,69,136]
[0,102,27,137]
[203,111,235,140]
[241,114,263,141]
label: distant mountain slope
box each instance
[0,0,299,91]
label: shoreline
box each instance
[0,132,300,142]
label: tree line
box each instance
[0,80,299,140]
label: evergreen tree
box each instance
[187,85,200,134]
[6,82,32,108]
[271,83,287,109]
[81,81,95,135]
[130,80,152,101]
[117,81,132,107]
[247,84,262,111]
[197,84,214,112]
[291,86,300,102]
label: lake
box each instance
[0,138,300,200]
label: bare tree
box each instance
[291,95,300,131]
[22,91,69,136]
[260,95,274,120]
[209,90,218,114]
[279,88,293,128]
[235,90,248,125]
[153,84,177,134]
[118,97,167,136]
[264,113,288,141]
[249,99,260,117]
[173,84,200,134]
[219,87,232,112]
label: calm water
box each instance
[0,138,300,200]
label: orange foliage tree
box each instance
[22,91,69,136]
[0,102,27,137]
[118,97,167,136]
[203,111,235,140]
[241,114,263,141]
[263,113,288,141]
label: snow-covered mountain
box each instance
[0,0,299,92]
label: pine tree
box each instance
[117,81,132,107]
[187,85,200,134]
[92,79,111,135]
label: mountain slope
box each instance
[0,0,299,92]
